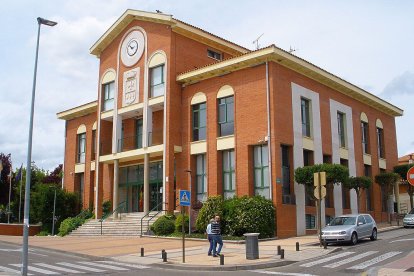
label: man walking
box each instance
[211,215,223,257]
[206,218,214,256]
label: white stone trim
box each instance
[291,83,323,236]
[191,92,207,105]
[77,124,86,134]
[217,85,234,99]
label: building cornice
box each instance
[57,101,97,120]
[177,45,403,117]
[90,9,249,57]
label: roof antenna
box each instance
[289,46,298,54]
[252,33,264,50]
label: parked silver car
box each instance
[403,208,414,228]
[321,214,377,245]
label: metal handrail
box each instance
[140,202,164,236]
[99,201,126,235]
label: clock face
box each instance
[121,30,145,67]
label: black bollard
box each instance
[220,254,224,265]
[163,252,168,262]
[296,242,299,251]
[323,240,327,249]
[161,249,165,259]
[140,247,144,257]
[277,245,281,255]
[280,249,284,259]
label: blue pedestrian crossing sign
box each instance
[179,190,191,206]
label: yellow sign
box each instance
[314,186,327,199]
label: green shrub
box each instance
[195,196,224,233]
[151,215,175,235]
[37,230,49,236]
[102,200,112,217]
[175,214,189,233]
[58,217,84,236]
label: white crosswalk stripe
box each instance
[78,261,129,271]
[300,251,355,267]
[10,264,59,275]
[97,260,149,269]
[323,251,377,268]
[0,265,32,275]
[347,251,402,270]
[57,262,106,272]
[34,263,84,273]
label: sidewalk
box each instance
[0,224,401,271]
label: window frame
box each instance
[222,150,235,198]
[361,121,369,154]
[196,154,207,202]
[301,97,311,137]
[337,112,347,148]
[377,127,385,158]
[149,64,165,98]
[207,49,222,61]
[192,102,207,141]
[253,145,270,198]
[306,214,316,229]
[218,96,234,136]
[77,132,86,163]
[103,81,115,111]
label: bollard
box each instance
[277,245,281,255]
[140,247,144,257]
[296,242,299,251]
[161,249,165,259]
[323,240,327,249]
[163,252,168,262]
[280,249,285,259]
[220,254,224,265]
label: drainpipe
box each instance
[266,61,273,200]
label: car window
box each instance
[363,215,372,223]
[330,216,356,226]
[357,216,366,225]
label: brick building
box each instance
[57,9,403,237]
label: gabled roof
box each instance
[57,101,97,120]
[177,45,403,117]
[90,9,249,57]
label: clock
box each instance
[121,30,145,67]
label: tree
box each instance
[394,164,414,210]
[43,164,63,185]
[0,153,12,205]
[375,172,399,219]
[294,163,349,200]
[345,176,372,213]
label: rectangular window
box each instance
[136,118,143,149]
[340,158,349,209]
[207,49,222,60]
[196,154,207,202]
[77,133,86,163]
[192,103,207,141]
[337,112,346,148]
[377,127,385,158]
[223,150,235,199]
[301,98,311,137]
[323,154,332,164]
[254,145,270,199]
[218,96,234,136]
[364,165,373,211]
[303,149,314,166]
[150,64,165,97]
[306,214,316,229]
[103,81,115,111]
[361,122,369,154]
[281,145,291,196]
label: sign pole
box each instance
[182,206,185,263]
[318,172,322,246]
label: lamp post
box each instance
[22,17,57,276]
[51,186,57,236]
[185,170,192,234]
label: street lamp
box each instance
[185,169,192,235]
[22,17,57,276]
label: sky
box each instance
[0,0,413,171]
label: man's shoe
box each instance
[213,254,218,257]
[208,253,212,256]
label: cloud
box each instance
[380,71,414,98]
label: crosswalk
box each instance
[0,261,149,275]
[299,250,402,271]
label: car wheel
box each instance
[351,232,358,245]
[370,228,377,241]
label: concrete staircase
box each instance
[70,212,162,236]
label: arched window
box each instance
[217,85,235,137]
[101,70,116,111]
[148,52,166,98]
[191,92,207,141]
[360,112,369,154]
[76,124,86,163]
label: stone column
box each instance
[144,153,150,213]
[112,159,119,219]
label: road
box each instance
[0,228,413,275]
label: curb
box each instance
[152,260,297,271]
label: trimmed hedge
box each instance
[175,214,189,233]
[151,215,175,235]
[195,196,224,233]
[58,217,84,236]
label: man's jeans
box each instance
[207,234,213,255]
[212,235,223,255]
